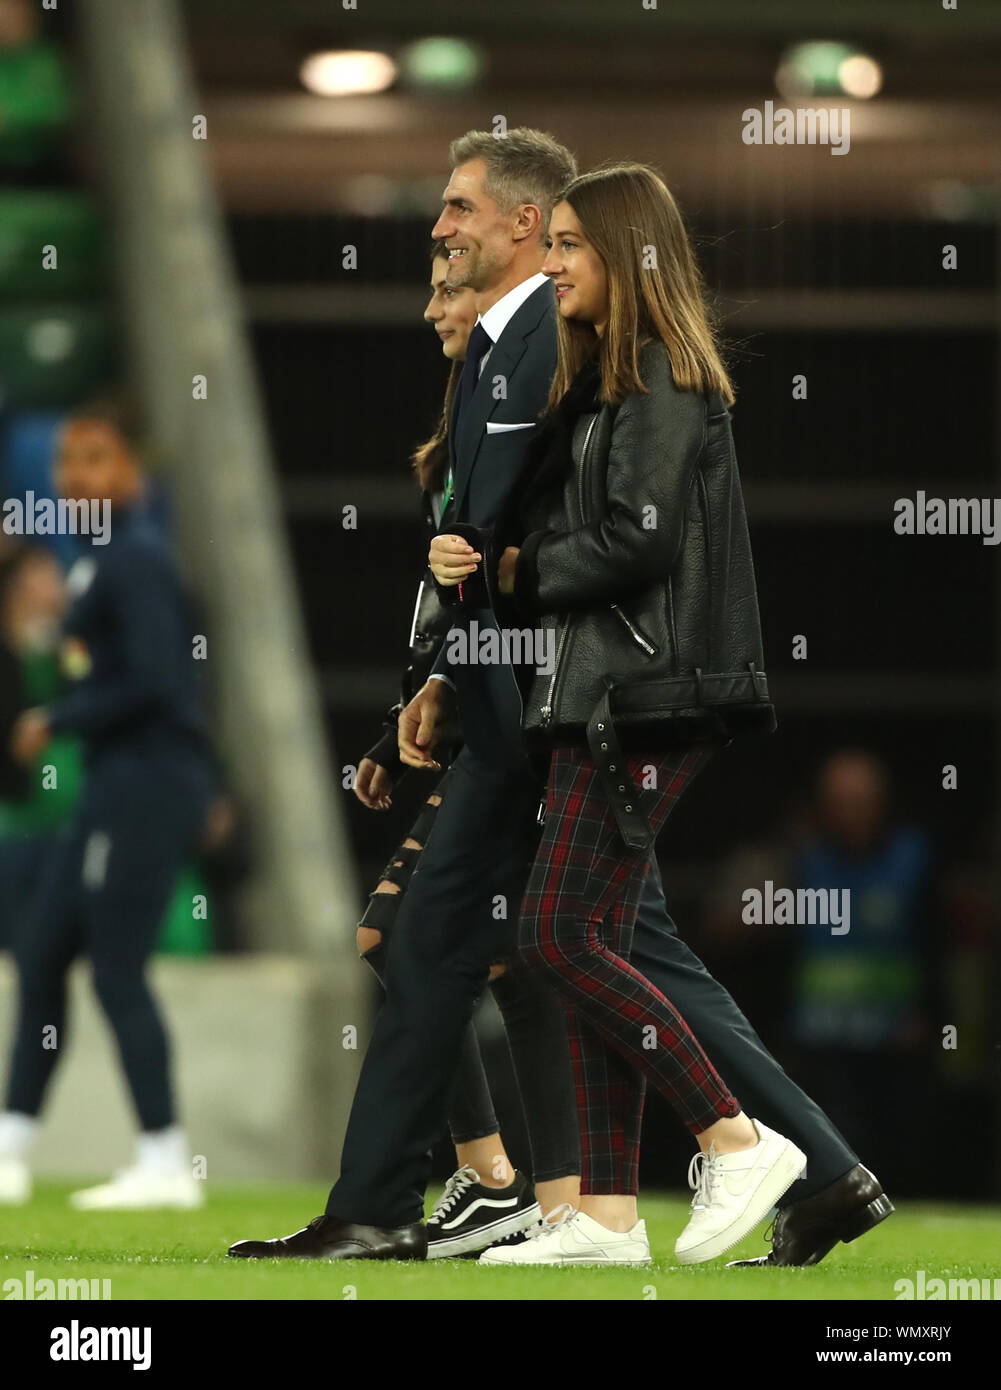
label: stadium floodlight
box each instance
[776,41,883,100]
[399,37,485,91]
[837,54,883,100]
[300,50,397,97]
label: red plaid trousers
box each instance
[518,743,740,1195]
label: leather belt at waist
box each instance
[585,684,655,850]
[605,663,770,715]
[584,665,770,850]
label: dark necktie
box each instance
[451,321,492,443]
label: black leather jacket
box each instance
[476,339,777,846]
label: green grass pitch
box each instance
[2,1183,999,1300]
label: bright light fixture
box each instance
[300,50,396,97]
[838,54,883,100]
[400,37,483,90]
[777,41,882,99]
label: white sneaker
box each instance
[479,1203,652,1266]
[675,1119,806,1265]
[0,1156,31,1205]
[69,1166,204,1211]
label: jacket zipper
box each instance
[540,618,572,727]
[580,411,658,661]
[666,574,679,675]
[577,414,597,522]
[611,604,656,655]
[540,414,597,728]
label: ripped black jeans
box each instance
[356,765,580,1182]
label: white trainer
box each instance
[479,1203,652,1266]
[674,1119,807,1265]
[69,1167,204,1211]
[0,1156,31,1205]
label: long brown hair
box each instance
[547,163,734,410]
[411,238,461,495]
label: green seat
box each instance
[0,191,106,299]
[0,303,113,409]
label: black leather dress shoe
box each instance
[727,1164,893,1267]
[227,1215,427,1261]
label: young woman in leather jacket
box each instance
[431,164,805,1266]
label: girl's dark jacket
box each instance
[441,337,777,848]
[362,489,456,779]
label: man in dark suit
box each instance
[229,128,579,1260]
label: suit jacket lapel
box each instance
[450,281,553,522]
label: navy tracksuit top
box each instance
[46,505,207,764]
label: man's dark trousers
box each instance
[326,742,542,1227]
[631,858,858,1203]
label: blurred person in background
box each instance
[789,749,939,1194]
[700,833,797,1058]
[0,0,72,184]
[0,397,215,1209]
[0,544,80,951]
[0,542,239,958]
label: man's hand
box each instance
[429,534,481,587]
[10,708,52,766]
[354,756,394,810]
[498,546,521,596]
[398,680,453,769]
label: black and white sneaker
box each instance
[425,1165,541,1259]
